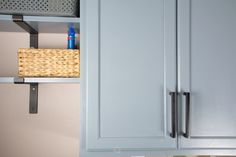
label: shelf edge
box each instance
[0,77,80,84]
[24,16,80,23]
[0,77,14,83]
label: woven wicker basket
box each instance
[18,48,80,77]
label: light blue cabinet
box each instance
[179,0,236,149]
[81,0,177,152]
[81,0,236,156]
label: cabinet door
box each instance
[83,0,177,151]
[179,0,236,148]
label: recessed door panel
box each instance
[179,0,236,148]
[85,0,177,150]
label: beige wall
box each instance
[0,32,80,157]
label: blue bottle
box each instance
[67,26,75,49]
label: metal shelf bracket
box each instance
[29,83,38,113]
[12,15,39,114]
[12,15,38,48]
[14,77,38,114]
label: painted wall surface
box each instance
[0,32,80,157]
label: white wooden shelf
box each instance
[0,77,80,84]
[0,14,80,33]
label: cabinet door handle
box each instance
[183,92,190,138]
[169,92,177,138]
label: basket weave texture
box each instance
[18,48,80,77]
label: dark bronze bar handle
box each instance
[183,92,190,138]
[169,92,177,138]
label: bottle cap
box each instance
[68,26,75,36]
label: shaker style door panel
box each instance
[84,0,177,151]
[179,0,236,148]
